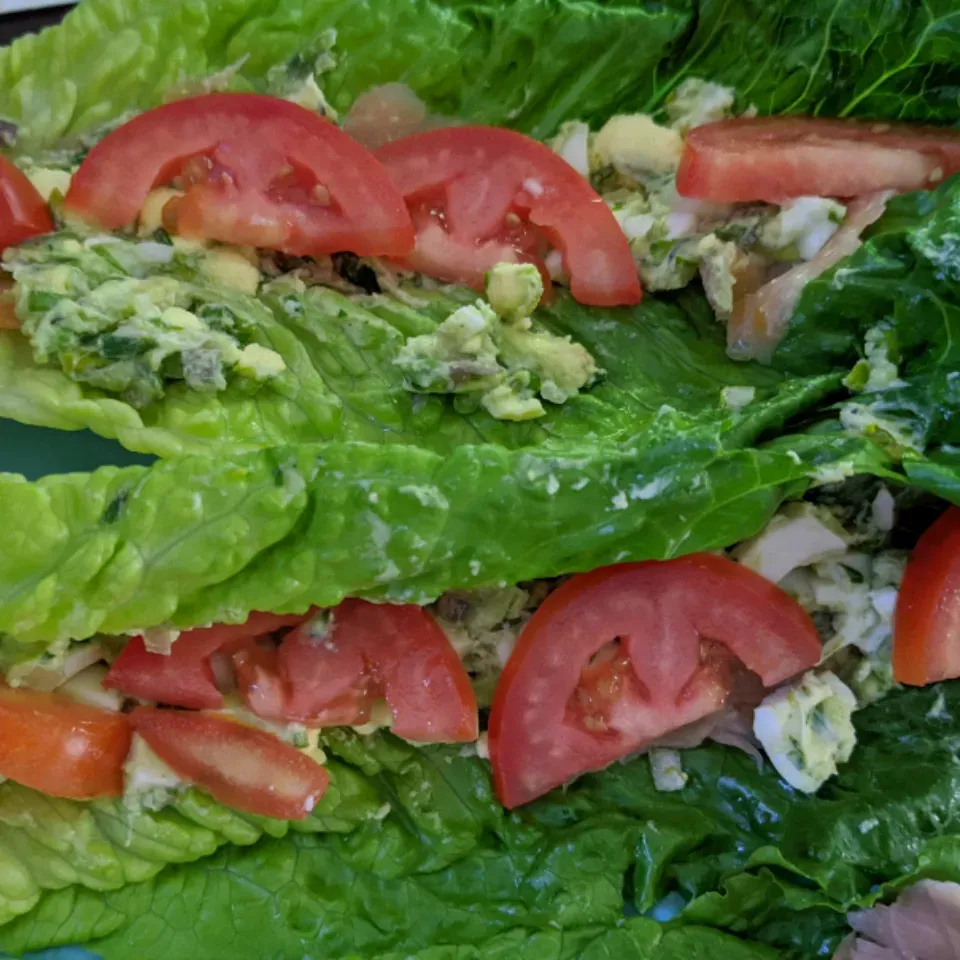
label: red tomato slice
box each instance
[231,642,288,720]
[677,117,960,203]
[893,507,960,686]
[64,93,415,257]
[402,217,522,288]
[376,127,641,307]
[104,611,311,710]
[0,684,131,799]
[488,555,821,807]
[239,600,478,743]
[0,155,53,252]
[130,707,328,820]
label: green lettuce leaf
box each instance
[674,682,960,955]
[654,0,960,122]
[0,267,833,458]
[775,177,960,499]
[6,0,959,148]
[0,425,885,663]
[9,683,960,959]
[0,0,689,151]
[0,734,501,935]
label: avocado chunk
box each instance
[484,262,543,327]
[393,299,599,421]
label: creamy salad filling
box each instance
[548,78,888,362]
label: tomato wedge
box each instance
[104,611,311,709]
[238,600,478,743]
[488,555,821,807]
[893,507,960,686]
[64,93,415,257]
[376,126,641,307]
[0,684,131,799]
[677,117,960,203]
[130,708,328,820]
[0,155,53,252]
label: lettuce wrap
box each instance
[0,441,952,960]
[0,0,951,472]
[0,0,960,959]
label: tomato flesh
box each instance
[488,555,821,807]
[0,684,131,799]
[377,126,641,307]
[894,507,960,686]
[104,611,311,709]
[65,93,415,257]
[238,600,478,743]
[677,117,960,203]
[130,707,328,820]
[0,155,53,252]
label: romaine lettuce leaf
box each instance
[7,684,960,959]
[0,268,832,458]
[0,0,689,152]
[0,735,500,936]
[653,0,960,122]
[5,0,958,149]
[0,425,884,664]
[775,177,960,500]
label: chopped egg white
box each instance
[753,670,857,794]
[621,213,656,241]
[138,625,180,655]
[649,748,688,791]
[549,120,591,177]
[236,343,287,379]
[664,211,699,239]
[720,385,756,411]
[7,642,105,691]
[58,664,123,712]
[734,502,849,583]
[871,486,896,532]
[761,197,846,261]
[124,734,186,810]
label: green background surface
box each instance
[0,421,149,479]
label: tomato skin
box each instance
[130,708,328,820]
[893,507,960,686]
[0,155,53,252]
[104,612,311,709]
[677,117,960,203]
[240,600,479,743]
[0,684,131,799]
[376,126,641,307]
[65,93,415,257]
[488,555,821,808]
